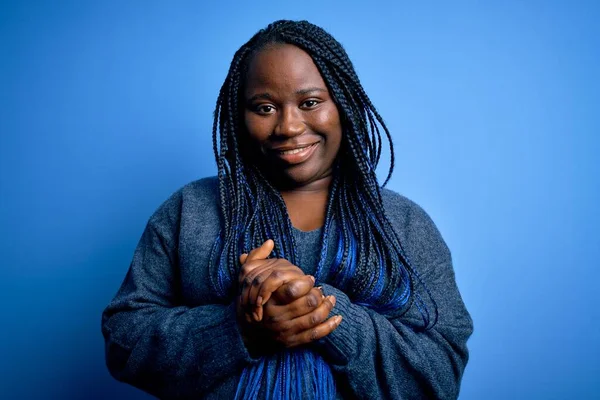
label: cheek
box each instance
[244,112,272,143]
[317,107,342,151]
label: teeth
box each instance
[279,144,314,155]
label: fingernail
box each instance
[252,311,259,321]
[329,296,336,307]
[336,315,343,325]
[309,275,315,283]
[256,296,263,306]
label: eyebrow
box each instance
[246,87,327,103]
[295,87,327,96]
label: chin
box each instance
[277,167,330,188]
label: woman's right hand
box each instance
[260,286,341,348]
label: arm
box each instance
[314,207,473,400]
[101,216,255,399]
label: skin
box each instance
[243,43,343,231]
[236,44,344,349]
[238,241,339,349]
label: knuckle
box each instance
[239,267,250,282]
[243,277,253,287]
[310,329,320,341]
[284,284,299,299]
[272,320,289,332]
[267,314,281,323]
[271,270,283,280]
[309,313,320,326]
[241,262,256,275]
[306,293,319,308]
[252,275,264,286]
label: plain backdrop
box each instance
[1,1,598,399]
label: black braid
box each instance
[210,20,436,328]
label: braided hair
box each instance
[208,20,437,399]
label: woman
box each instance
[102,20,473,399]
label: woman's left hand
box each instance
[239,240,313,321]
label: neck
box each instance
[279,175,332,196]
[279,176,332,232]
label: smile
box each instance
[269,142,320,164]
[278,143,316,155]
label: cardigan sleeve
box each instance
[101,205,253,398]
[315,199,473,400]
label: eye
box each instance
[253,104,276,115]
[301,99,321,109]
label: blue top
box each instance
[101,177,473,399]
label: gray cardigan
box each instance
[101,177,473,399]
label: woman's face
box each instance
[243,43,342,188]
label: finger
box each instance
[240,262,277,308]
[272,275,315,304]
[239,257,277,285]
[235,295,253,325]
[245,239,274,262]
[267,295,336,333]
[250,266,305,321]
[238,240,274,278]
[263,287,324,323]
[279,315,343,348]
[248,268,280,322]
[244,265,277,309]
[259,274,314,310]
[242,260,296,308]
[255,304,263,322]
[252,266,309,306]
[249,267,288,307]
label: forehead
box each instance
[244,44,326,94]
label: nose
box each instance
[273,106,304,138]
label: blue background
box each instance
[1,1,598,399]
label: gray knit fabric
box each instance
[101,177,473,399]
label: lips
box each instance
[267,142,320,164]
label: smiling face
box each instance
[243,43,342,189]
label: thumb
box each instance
[245,239,274,263]
[273,276,316,304]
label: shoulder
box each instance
[380,188,438,235]
[380,187,451,267]
[148,176,221,231]
[179,176,220,212]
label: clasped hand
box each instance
[237,240,342,349]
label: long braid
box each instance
[209,20,437,400]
